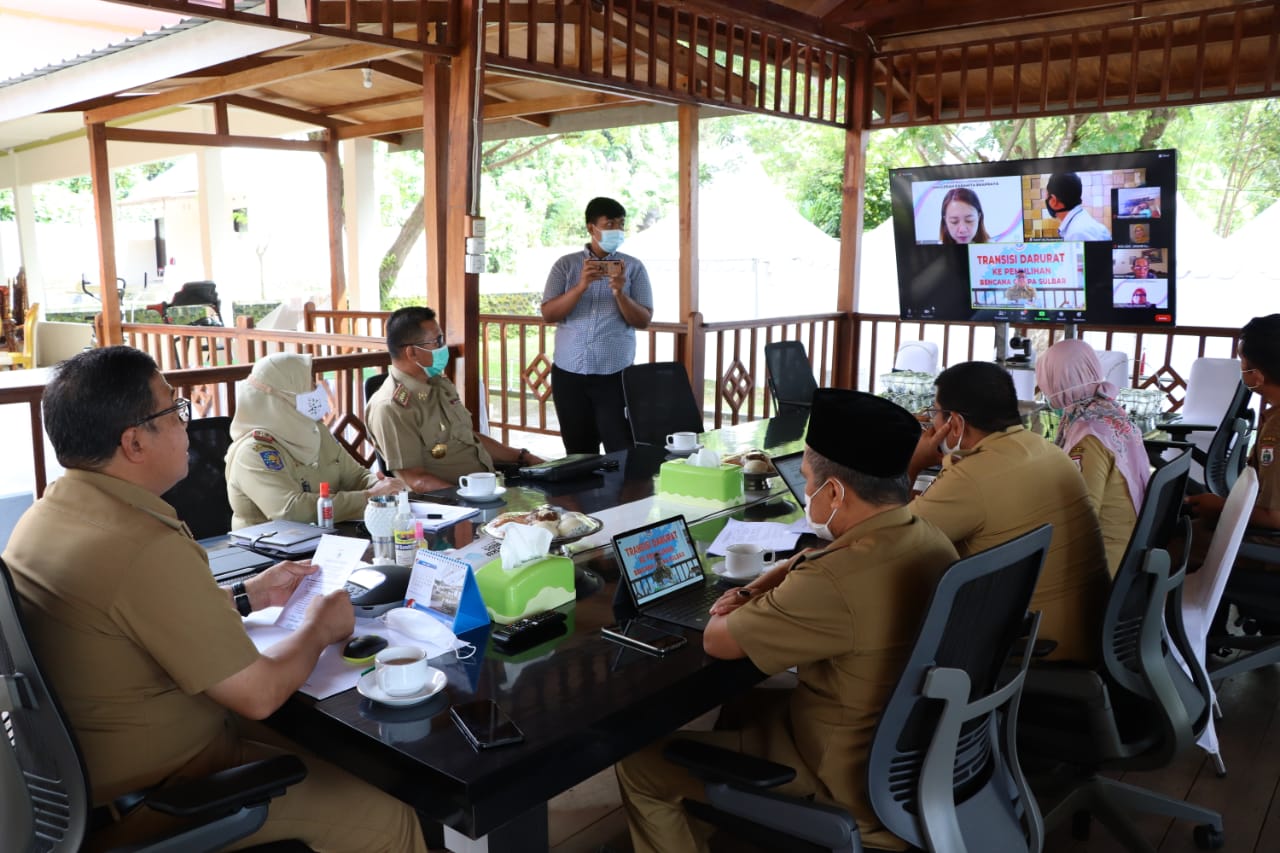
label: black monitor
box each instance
[890,149,1177,327]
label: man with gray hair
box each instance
[616,389,958,853]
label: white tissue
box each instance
[690,448,721,468]
[500,523,553,570]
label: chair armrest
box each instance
[704,782,860,852]
[1021,666,1109,706]
[1158,421,1217,440]
[145,755,307,818]
[664,739,796,788]
[1011,638,1058,659]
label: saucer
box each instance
[665,443,701,456]
[356,668,448,707]
[710,561,761,584]
[456,485,507,502]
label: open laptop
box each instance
[611,516,724,631]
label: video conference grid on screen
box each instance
[890,149,1177,327]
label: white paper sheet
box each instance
[273,535,367,630]
[408,501,480,532]
[706,517,802,557]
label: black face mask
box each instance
[1044,197,1061,217]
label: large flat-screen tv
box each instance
[890,149,1176,327]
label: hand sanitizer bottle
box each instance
[316,482,335,529]
[393,492,416,567]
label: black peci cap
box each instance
[805,389,921,478]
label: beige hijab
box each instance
[229,352,323,465]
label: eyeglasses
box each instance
[409,335,446,352]
[135,397,191,427]
[919,406,947,420]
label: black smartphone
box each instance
[450,700,525,751]
[601,620,688,656]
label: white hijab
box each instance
[229,352,323,465]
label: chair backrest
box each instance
[1184,467,1258,625]
[160,416,234,540]
[0,557,91,853]
[1096,350,1129,390]
[1100,446,1208,757]
[868,525,1051,853]
[364,373,390,474]
[1203,379,1254,497]
[894,340,940,375]
[620,362,704,446]
[763,341,818,409]
[1182,358,1241,424]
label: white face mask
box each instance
[294,383,331,421]
[938,413,965,456]
[804,478,843,541]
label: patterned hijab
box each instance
[229,352,323,465]
[1036,339,1149,512]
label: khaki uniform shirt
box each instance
[1068,434,1138,577]
[727,506,958,851]
[911,426,1108,663]
[2,470,259,803]
[365,366,493,485]
[226,426,377,530]
[1240,408,1280,569]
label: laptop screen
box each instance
[611,516,706,607]
[771,451,808,507]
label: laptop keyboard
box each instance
[650,582,724,623]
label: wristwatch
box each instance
[232,581,252,617]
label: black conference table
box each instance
[268,411,812,851]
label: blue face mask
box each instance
[426,346,450,378]
[597,229,625,254]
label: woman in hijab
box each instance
[1037,339,1151,575]
[226,352,405,529]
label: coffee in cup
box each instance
[667,431,698,451]
[459,472,497,496]
[723,543,776,578]
[374,645,429,696]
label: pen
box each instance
[426,513,444,519]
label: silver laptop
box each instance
[611,516,723,631]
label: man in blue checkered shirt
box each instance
[541,197,654,453]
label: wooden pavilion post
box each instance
[323,131,348,314]
[422,59,450,315]
[677,104,703,412]
[834,53,870,390]
[87,122,121,346]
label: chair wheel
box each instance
[1194,824,1224,850]
[1071,810,1091,840]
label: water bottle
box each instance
[393,491,417,567]
[316,481,335,529]
[364,495,396,563]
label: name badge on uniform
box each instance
[1262,444,1275,467]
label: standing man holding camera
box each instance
[541,196,654,454]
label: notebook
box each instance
[228,519,324,558]
[611,516,723,631]
[202,540,274,583]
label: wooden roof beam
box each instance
[84,43,407,125]
[102,126,326,152]
[482,91,633,120]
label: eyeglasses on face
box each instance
[136,397,191,427]
[409,334,446,352]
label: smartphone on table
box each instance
[450,699,525,751]
[601,620,688,656]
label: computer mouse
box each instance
[341,634,389,665]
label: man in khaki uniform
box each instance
[3,346,428,853]
[1185,314,1280,571]
[909,360,1108,663]
[365,306,540,492]
[617,390,959,853]
[226,352,405,529]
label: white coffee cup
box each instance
[374,645,429,696]
[459,472,497,496]
[667,431,698,450]
[723,543,776,578]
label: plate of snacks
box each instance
[482,504,604,547]
[722,449,777,490]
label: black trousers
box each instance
[551,364,634,454]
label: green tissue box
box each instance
[658,459,744,502]
[474,554,575,624]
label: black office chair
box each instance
[664,525,1053,853]
[161,416,234,540]
[364,372,390,474]
[1208,531,1280,680]
[0,557,308,852]
[763,340,818,412]
[1147,379,1253,497]
[1017,447,1226,851]
[620,362,704,446]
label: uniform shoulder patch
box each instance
[1070,453,1084,471]
[258,449,285,471]
[392,383,411,408]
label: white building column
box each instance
[342,137,379,311]
[14,179,43,297]
[195,147,229,283]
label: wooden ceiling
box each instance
[49,1,1280,143]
